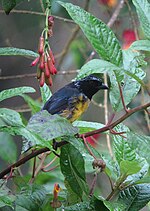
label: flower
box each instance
[122,29,136,49]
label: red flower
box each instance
[86,134,100,147]
[97,0,117,7]
[122,29,136,49]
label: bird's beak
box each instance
[100,83,109,90]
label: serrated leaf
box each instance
[120,160,141,176]
[2,0,16,15]
[0,181,15,208]
[0,108,24,127]
[130,39,150,51]
[15,184,48,211]
[59,2,123,67]
[112,124,136,165]
[132,0,150,39]
[110,49,146,111]
[0,132,17,163]
[127,132,150,163]
[27,111,78,141]
[119,184,150,210]
[40,83,52,104]
[60,144,88,199]
[76,59,122,80]
[73,120,104,134]
[0,86,35,102]
[0,47,38,58]
[104,200,125,211]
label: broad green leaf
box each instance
[112,124,136,165]
[132,0,150,39]
[0,86,35,102]
[135,177,150,184]
[73,120,104,134]
[59,2,123,67]
[76,59,122,80]
[2,0,16,14]
[40,83,52,104]
[21,94,41,114]
[130,39,150,51]
[0,47,38,58]
[0,133,17,163]
[120,160,141,176]
[127,132,150,163]
[0,108,24,127]
[125,157,149,185]
[60,144,88,198]
[104,200,125,211]
[0,181,15,208]
[110,49,146,111]
[64,201,92,211]
[27,111,78,141]
[15,185,48,211]
[119,184,150,210]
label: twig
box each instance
[104,73,113,157]
[107,0,125,28]
[79,102,150,138]
[118,84,128,113]
[0,70,78,80]
[0,9,75,23]
[89,172,98,197]
[82,135,97,160]
[0,147,50,179]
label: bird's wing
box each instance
[42,85,80,115]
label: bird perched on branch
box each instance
[42,75,108,122]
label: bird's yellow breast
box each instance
[60,94,90,123]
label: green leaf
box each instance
[0,86,35,102]
[73,120,104,134]
[27,111,78,141]
[60,144,88,198]
[112,124,136,165]
[76,59,122,80]
[120,160,141,176]
[0,133,17,163]
[59,2,123,67]
[104,200,125,211]
[2,0,16,15]
[0,181,15,208]
[0,47,38,58]
[127,132,150,163]
[130,39,150,51]
[110,49,146,111]
[0,108,24,127]
[40,83,52,104]
[21,94,41,114]
[119,184,150,210]
[15,184,48,211]
[132,0,150,39]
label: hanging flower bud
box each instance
[37,66,42,79]
[48,16,54,27]
[38,36,44,55]
[45,75,53,86]
[30,57,40,67]
[49,49,55,64]
[51,62,57,75]
[39,53,45,70]
[44,61,50,78]
[40,72,45,87]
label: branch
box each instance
[78,102,150,138]
[0,147,50,179]
[0,102,149,179]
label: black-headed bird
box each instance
[42,75,108,122]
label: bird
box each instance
[42,75,108,123]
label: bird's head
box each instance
[74,75,108,99]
